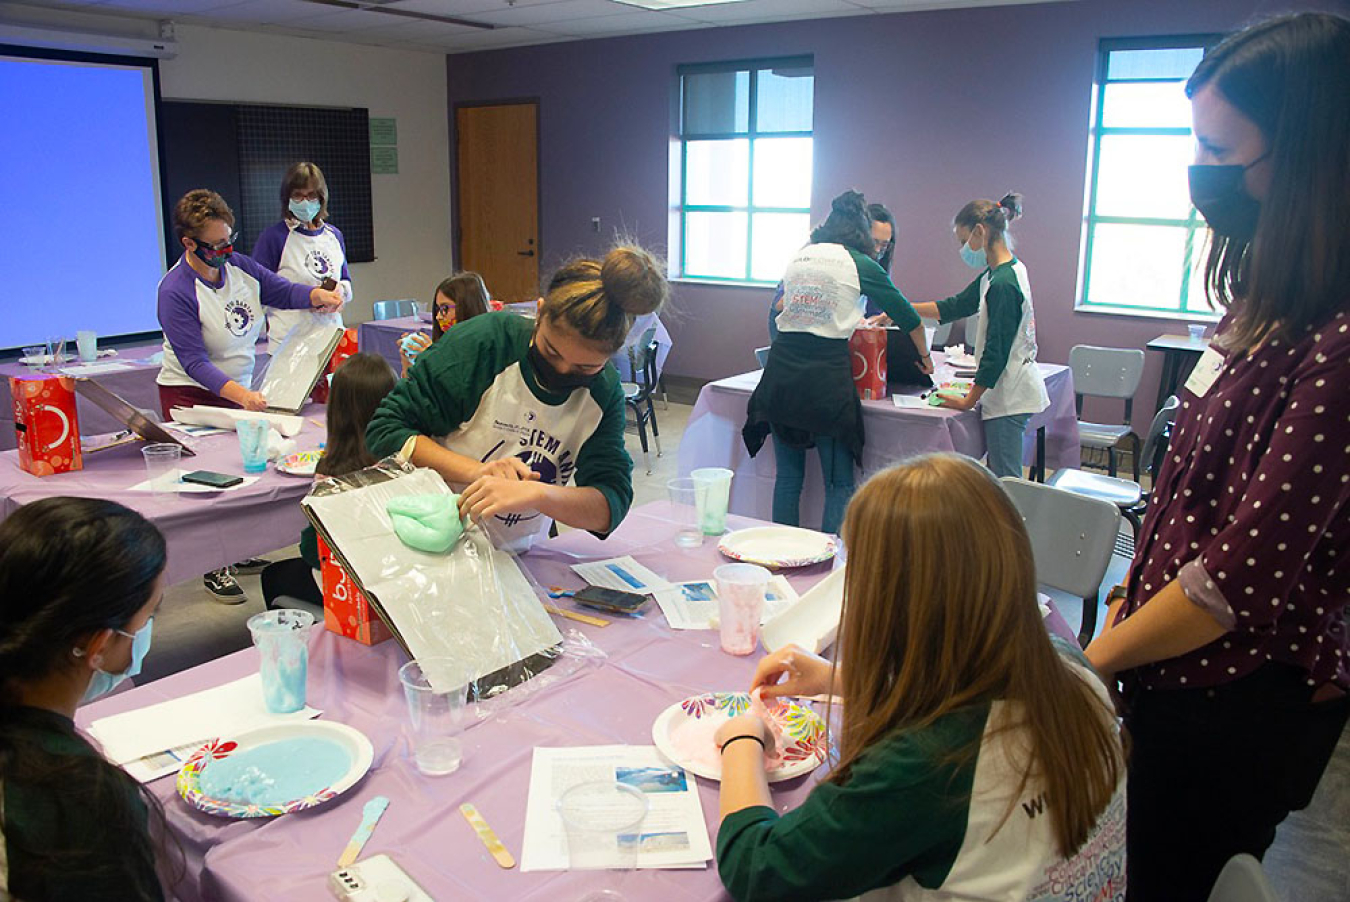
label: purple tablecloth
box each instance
[0,342,164,451]
[0,410,324,585]
[677,355,1080,527]
[358,315,427,375]
[76,501,1077,902]
[358,313,674,383]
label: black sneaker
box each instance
[203,568,247,604]
[231,558,270,575]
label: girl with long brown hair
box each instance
[714,455,1125,901]
[398,272,492,376]
[261,353,397,610]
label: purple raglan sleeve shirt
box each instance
[157,264,233,396]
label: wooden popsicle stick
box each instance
[542,603,609,628]
[460,803,515,868]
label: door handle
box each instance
[517,249,535,257]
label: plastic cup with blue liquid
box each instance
[247,609,314,713]
[236,419,270,474]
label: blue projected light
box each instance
[0,54,165,351]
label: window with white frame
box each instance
[1078,37,1221,317]
[675,57,814,284]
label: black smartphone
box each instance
[573,586,649,615]
[180,469,245,489]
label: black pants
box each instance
[260,558,323,610]
[1124,664,1349,902]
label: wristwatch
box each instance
[1107,585,1128,605]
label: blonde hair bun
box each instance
[601,246,668,317]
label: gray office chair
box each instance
[753,346,770,368]
[1068,345,1146,481]
[1207,854,1280,902]
[921,317,955,347]
[372,299,419,321]
[1049,395,1180,541]
[1000,477,1122,646]
[621,327,661,474]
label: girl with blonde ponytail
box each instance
[367,246,668,550]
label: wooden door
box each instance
[456,102,539,302]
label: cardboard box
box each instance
[849,327,888,400]
[317,532,393,645]
[10,375,82,477]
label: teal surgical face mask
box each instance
[79,618,154,704]
[959,238,986,270]
[289,198,321,223]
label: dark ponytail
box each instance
[811,189,873,256]
[954,192,1024,247]
[0,498,175,899]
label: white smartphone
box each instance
[328,854,434,901]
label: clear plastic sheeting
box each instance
[253,318,344,413]
[303,458,568,700]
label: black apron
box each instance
[742,331,864,465]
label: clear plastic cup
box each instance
[22,346,45,369]
[76,330,98,362]
[141,443,182,496]
[45,336,67,369]
[399,658,469,776]
[236,419,270,473]
[1187,323,1206,342]
[714,563,772,655]
[692,467,733,535]
[667,477,702,548]
[247,609,314,713]
[556,781,648,872]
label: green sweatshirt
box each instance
[1,707,163,901]
[934,260,1025,390]
[366,313,633,544]
[716,649,1127,902]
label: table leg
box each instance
[1155,351,1178,414]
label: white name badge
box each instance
[1183,346,1226,398]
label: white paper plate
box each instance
[652,692,827,783]
[276,450,321,477]
[718,526,837,569]
[176,721,373,818]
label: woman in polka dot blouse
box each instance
[1083,14,1350,901]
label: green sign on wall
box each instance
[369,118,397,146]
[370,146,398,175]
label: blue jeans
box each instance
[772,434,854,534]
[984,413,1032,478]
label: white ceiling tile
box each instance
[467,0,636,26]
[179,0,337,25]
[677,0,857,23]
[387,0,566,15]
[544,9,700,35]
[350,19,485,42]
[95,0,252,14]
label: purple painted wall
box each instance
[445,0,1346,431]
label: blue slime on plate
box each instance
[199,738,351,807]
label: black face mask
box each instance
[528,341,598,394]
[1189,156,1265,241]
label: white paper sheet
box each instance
[653,577,798,630]
[127,469,260,493]
[892,394,929,409]
[520,745,712,872]
[60,362,135,376]
[170,405,304,437]
[87,674,320,769]
[571,556,670,593]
